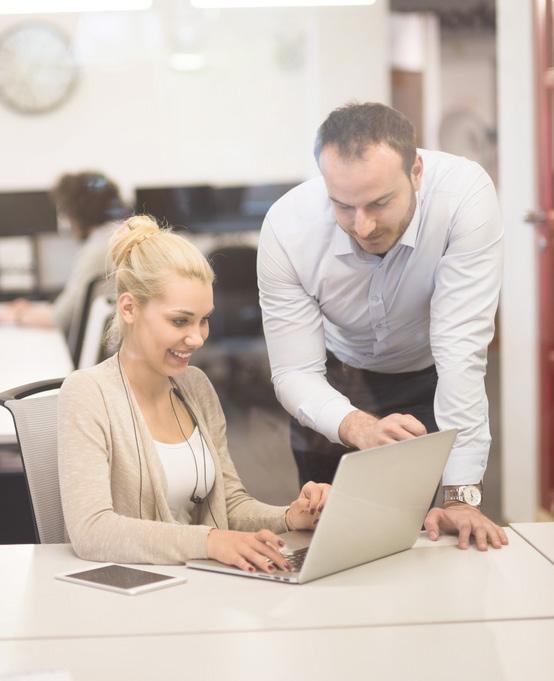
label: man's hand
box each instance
[424,503,509,550]
[338,409,427,449]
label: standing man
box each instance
[258,102,508,551]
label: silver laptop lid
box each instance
[186,430,457,584]
[297,429,458,583]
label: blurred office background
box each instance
[0,0,546,541]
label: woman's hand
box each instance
[0,299,28,324]
[286,481,332,531]
[206,528,291,573]
[0,299,54,328]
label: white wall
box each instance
[497,0,538,520]
[0,0,389,198]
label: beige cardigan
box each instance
[58,354,288,564]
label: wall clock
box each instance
[0,21,78,115]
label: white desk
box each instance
[0,325,73,443]
[511,521,554,564]
[1,530,554,642]
[1,618,554,681]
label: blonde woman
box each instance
[58,216,330,573]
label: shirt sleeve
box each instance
[430,171,503,485]
[52,231,111,337]
[257,217,357,443]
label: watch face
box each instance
[0,21,78,114]
[462,486,482,506]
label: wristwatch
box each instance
[443,483,482,508]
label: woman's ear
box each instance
[118,292,137,326]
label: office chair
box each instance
[78,291,116,369]
[68,276,115,367]
[208,245,262,339]
[0,379,65,544]
[198,245,275,407]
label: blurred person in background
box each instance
[0,171,128,335]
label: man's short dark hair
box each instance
[314,102,417,176]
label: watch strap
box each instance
[443,483,482,508]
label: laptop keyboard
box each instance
[278,547,308,572]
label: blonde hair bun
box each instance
[110,214,160,268]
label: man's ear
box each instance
[410,154,424,191]
[118,292,137,325]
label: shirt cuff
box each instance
[311,398,359,445]
[441,446,488,486]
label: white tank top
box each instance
[154,427,215,524]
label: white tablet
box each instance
[56,564,187,595]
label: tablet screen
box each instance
[65,565,175,590]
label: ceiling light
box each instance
[0,0,152,13]
[192,0,374,7]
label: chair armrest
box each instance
[0,378,65,405]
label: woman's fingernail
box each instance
[278,540,285,546]
[284,562,291,570]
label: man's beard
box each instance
[374,187,417,256]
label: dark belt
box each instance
[326,351,436,379]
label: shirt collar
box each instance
[332,222,354,256]
[397,193,421,249]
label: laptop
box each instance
[187,429,458,584]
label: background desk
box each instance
[1,529,554,642]
[511,521,554,564]
[0,324,73,444]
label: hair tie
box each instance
[122,231,155,261]
[135,232,155,246]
